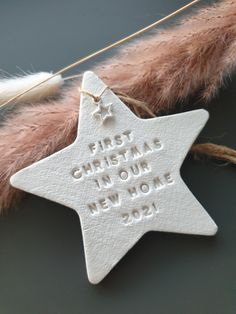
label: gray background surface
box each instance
[0,0,235,313]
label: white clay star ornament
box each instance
[10,71,217,284]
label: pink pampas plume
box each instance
[0,0,236,212]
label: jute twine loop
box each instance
[191,143,236,164]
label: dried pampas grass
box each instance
[0,72,63,106]
[0,0,236,212]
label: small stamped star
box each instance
[92,101,113,123]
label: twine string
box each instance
[190,143,236,164]
[79,87,108,103]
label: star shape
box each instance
[92,101,113,124]
[10,71,217,284]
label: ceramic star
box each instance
[10,71,217,284]
[92,101,113,124]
